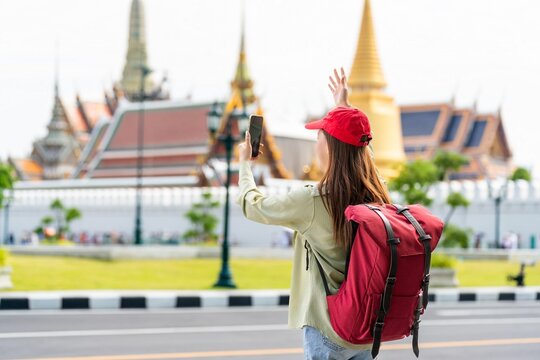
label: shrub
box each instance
[183,192,220,243]
[441,224,472,249]
[431,252,457,269]
[510,167,532,182]
[0,247,10,267]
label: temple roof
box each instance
[399,102,512,179]
[74,101,213,179]
[204,20,292,181]
[8,157,43,181]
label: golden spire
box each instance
[349,0,387,90]
[120,0,153,99]
[230,11,255,106]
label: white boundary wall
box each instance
[1,179,540,248]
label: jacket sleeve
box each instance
[236,160,314,233]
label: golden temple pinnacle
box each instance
[120,0,154,99]
[349,0,387,90]
[348,0,406,179]
[230,14,255,106]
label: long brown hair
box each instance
[318,131,392,249]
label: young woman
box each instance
[236,68,391,360]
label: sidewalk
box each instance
[1,287,539,311]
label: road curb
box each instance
[1,288,539,311]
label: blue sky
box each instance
[0,0,538,176]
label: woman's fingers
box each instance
[328,83,335,93]
[333,68,340,83]
[329,76,337,89]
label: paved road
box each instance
[1,302,539,359]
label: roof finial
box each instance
[497,88,507,117]
[473,86,482,112]
[231,1,255,106]
[349,0,387,91]
[54,41,60,98]
[450,80,460,107]
[120,0,153,99]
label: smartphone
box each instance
[248,115,264,158]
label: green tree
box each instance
[64,207,82,233]
[0,162,15,208]
[390,152,471,239]
[183,192,220,243]
[41,199,82,240]
[445,192,471,224]
[390,152,471,213]
[441,224,472,248]
[34,216,54,237]
[509,167,532,182]
[433,150,469,181]
[389,159,439,206]
[50,198,65,237]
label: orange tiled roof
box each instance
[10,158,43,180]
[83,102,111,127]
[64,103,88,134]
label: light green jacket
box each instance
[236,160,371,350]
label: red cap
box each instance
[305,107,372,147]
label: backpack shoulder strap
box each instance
[365,204,400,359]
[395,204,432,309]
[312,220,358,297]
[394,204,432,358]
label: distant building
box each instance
[10,0,167,181]
[400,102,512,180]
[304,0,512,181]
[10,0,512,183]
[9,80,111,180]
[72,15,294,185]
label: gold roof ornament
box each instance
[230,14,256,106]
[348,0,406,179]
[349,0,387,91]
[204,15,291,180]
[120,0,154,99]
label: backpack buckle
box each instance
[386,276,396,285]
[423,274,430,285]
[419,234,432,242]
[395,205,409,214]
[387,237,400,245]
[374,321,384,329]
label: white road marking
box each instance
[1,317,540,339]
[0,324,291,339]
[0,307,288,316]
[0,302,538,316]
[437,308,540,317]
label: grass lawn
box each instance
[2,255,540,291]
[455,260,540,287]
[6,255,292,291]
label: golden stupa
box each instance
[348,0,406,179]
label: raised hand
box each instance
[328,67,351,108]
[238,131,264,162]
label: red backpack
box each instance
[313,203,444,358]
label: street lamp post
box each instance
[1,191,12,246]
[488,178,508,248]
[134,65,152,246]
[207,103,249,288]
